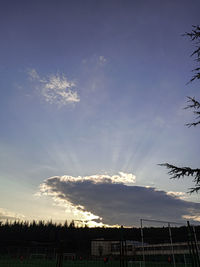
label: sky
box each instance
[0,0,200,227]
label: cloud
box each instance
[0,208,25,221]
[98,56,107,65]
[38,173,200,226]
[28,69,41,81]
[28,69,80,106]
[82,55,107,66]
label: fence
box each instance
[140,219,200,267]
[0,221,200,267]
[0,246,56,267]
[0,239,129,267]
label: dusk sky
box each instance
[0,0,200,227]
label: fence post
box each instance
[168,223,176,267]
[120,225,124,267]
[192,225,200,264]
[56,240,63,267]
[187,221,198,267]
[140,219,145,267]
[124,240,127,267]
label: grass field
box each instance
[0,259,193,267]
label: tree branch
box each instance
[159,163,200,193]
[184,26,200,83]
[183,25,200,41]
[160,26,200,194]
[184,97,200,127]
[185,96,200,109]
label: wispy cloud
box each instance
[28,69,41,81]
[82,55,107,67]
[98,56,107,65]
[38,173,200,226]
[28,69,80,106]
[0,208,25,221]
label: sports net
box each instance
[139,218,200,266]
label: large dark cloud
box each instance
[40,174,200,226]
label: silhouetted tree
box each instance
[0,220,193,247]
[160,25,200,193]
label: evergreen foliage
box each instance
[161,25,200,193]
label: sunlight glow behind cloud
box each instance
[167,191,187,200]
[0,208,25,221]
[38,172,136,226]
[39,172,136,187]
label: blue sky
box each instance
[0,0,200,226]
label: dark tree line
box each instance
[160,25,200,193]
[0,220,199,250]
